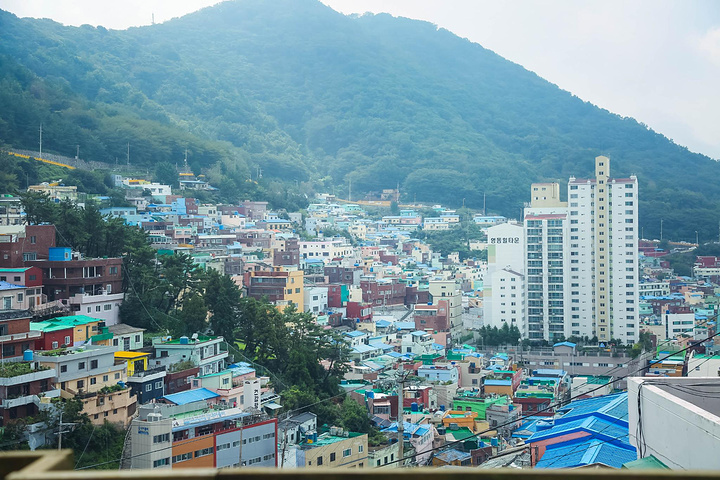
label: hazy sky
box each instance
[1,0,719,159]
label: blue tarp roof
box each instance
[163,387,219,405]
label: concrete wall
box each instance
[628,377,720,469]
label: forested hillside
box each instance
[0,0,717,240]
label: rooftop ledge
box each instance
[4,451,720,480]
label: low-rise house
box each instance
[152,335,227,376]
[115,351,166,405]
[36,345,137,426]
[108,324,145,350]
[432,448,472,467]
[0,359,59,427]
[0,310,40,359]
[284,427,368,468]
[381,422,434,466]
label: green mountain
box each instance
[0,0,717,241]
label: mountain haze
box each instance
[0,0,717,240]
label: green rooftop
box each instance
[622,455,670,470]
[0,268,32,272]
[0,362,50,378]
[31,315,101,332]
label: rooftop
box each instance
[163,387,220,405]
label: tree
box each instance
[177,293,208,336]
[154,161,177,187]
[204,269,242,342]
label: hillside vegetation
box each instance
[0,0,718,239]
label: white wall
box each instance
[628,377,720,469]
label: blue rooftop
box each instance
[375,320,392,328]
[395,322,416,330]
[434,448,471,463]
[536,437,637,469]
[344,331,367,338]
[352,344,379,354]
[553,341,576,348]
[163,387,219,405]
[382,422,431,438]
[484,379,511,386]
[0,281,25,291]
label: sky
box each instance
[1,0,718,159]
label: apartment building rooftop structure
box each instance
[0,357,59,427]
[129,401,278,469]
[151,334,228,377]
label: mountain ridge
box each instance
[0,0,716,240]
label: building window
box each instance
[77,380,85,389]
[145,384,152,392]
[104,304,112,311]
[90,377,97,385]
[60,365,67,373]
[317,456,323,466]
[152,458,170,468]
[343,448,352,457]
[90,360,98,369]
[52,341,59,349]
[64,336,71,345]
[78,362,85,370]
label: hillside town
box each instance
[0,154,718,471]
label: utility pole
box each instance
[76,144,80,160]
[39,124,43,158]
[396,368,413,467]
[660,219,664,242]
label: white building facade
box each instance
[483,222,525,332]
[568,156,639,344]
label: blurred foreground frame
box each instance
[4,451,720,480]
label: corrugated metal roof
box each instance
[163,387,219,405]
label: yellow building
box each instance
[295,429,368,468]
[114,351,150,376]
[247,267,304,311]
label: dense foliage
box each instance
[1,0,718,238]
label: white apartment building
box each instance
[568,156,639,344]
[483,222,525,331]
[524,184,570,341]
[299,239,354,264]
[522,157,639,344]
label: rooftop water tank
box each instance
[411,402,419,412]
[23,350,33,362]
[180,336,189,344]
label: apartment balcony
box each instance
[0,330,41,343]
[1,388,60,409]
